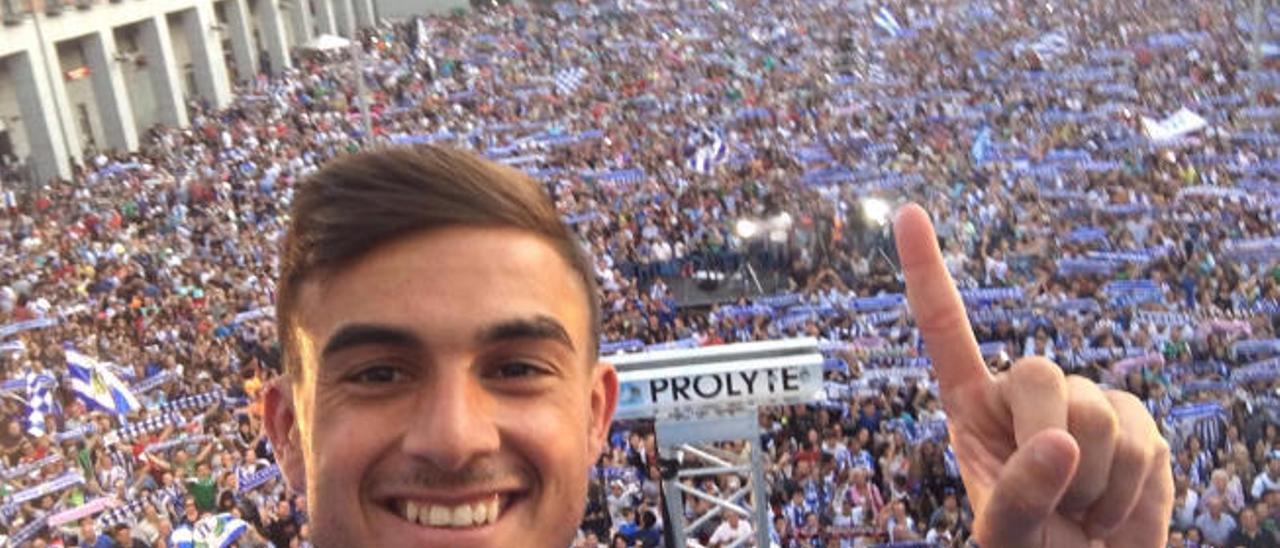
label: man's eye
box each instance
[349,366,405,384]
[488,361,546,379]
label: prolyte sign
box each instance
[614,356,824,420]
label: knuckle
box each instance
[1008,357,1065,387]
[1068,400,1119,441]
[999,484,1048,523]
[1116,438,1150,469]
[1103,389,1144,411]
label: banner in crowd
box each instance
[9,514,49,546]
[66,350,140,416]
[1233,357,1280,384]
[1134,310,1197,327]
[1183,380,1234,394]
[600,339,645,355]
[848,294,905,312]
[144,434,212,454]
[1233,339,1280,358]
[1112,353,1165,377]
[644,338,700,352]
[2,471,84,509]
[237,465,282,493]
[589,465,641,484]
[1168,402,1227,422]
[131,370,179,394]
[53,423,97,444]
[884,418,948,443]
[959,287,1023,305]
[2,452,61,480]
[858,365,932,383]
[156,390,226,414]
[0,317,58,339]
[46,496,119,527]
[1077,346,1146,363]
[1141,108,1207,143]
[105,412,185,444]
[171,513,250,548]
[232,306,274,324]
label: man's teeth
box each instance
[402,495,501,528]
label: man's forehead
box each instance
[289,231,594,373]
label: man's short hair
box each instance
[276,145,600,378]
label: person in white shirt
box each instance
[606,480,638,525]
[925,515,955,546]
[1172,472,1200,530]
[708,511,754,547]
[1252,454,1280,500]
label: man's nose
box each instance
[401,367,500,471]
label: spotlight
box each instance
[862,198,892,227]
[735,219,760,239]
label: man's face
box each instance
[266,227,618,548]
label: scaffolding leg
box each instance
[663,476,688,548]
[750,439,771,547]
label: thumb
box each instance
[974,428,1080,548]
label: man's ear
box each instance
[588,362,620,460]
[263,375,306,494]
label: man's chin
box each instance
[316,493,554,548]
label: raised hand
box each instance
[892,204,1173,547]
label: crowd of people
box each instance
[0,0,1279,546]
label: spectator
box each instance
[1226,508,1276,548]
[708,510,753,547]
[1195,496,1238,546]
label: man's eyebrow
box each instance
[320,324,423,359]
[475,315,576,352]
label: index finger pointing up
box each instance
[892,203,992,403]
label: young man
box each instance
[707,511,753,547]
[264,146,619,548]
[265,146,1172,547]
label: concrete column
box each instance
[288,0,315,47]
[332,0,354,37]
[182,2,234,109]
[28,12,82,168]
[352,0,374,30]
[254,0,292,76]
[222,0,259,84]
[9,51,72,183]
[137,16,188,128]
[83,30,139,152]
[313,0,337,36]
[41,43,83,165]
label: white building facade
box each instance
[0,0,377,185]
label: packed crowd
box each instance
[0,0,1279,546]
